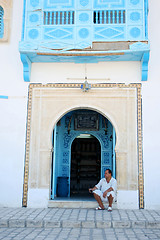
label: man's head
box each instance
[104,169,112,179]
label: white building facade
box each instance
[0,0,160,209]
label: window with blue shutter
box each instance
[0,6,4,39]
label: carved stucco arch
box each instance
[47,105,119,153]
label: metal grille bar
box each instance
[93,10,126,24]
[44,11,75,25]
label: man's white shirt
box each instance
[95,177,117,195]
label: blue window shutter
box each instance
[0,6,4,39]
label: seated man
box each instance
[89,169,117,211]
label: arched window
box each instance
[0,6,4,39]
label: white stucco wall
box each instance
[142,0,160,209]
[0,0,160,209]
[0,0,28,207]
[30,61,141,84]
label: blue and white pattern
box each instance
[20,0,149,81]
[94,0,125,8]
[44,0,74,9]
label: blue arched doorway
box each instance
[51,109,116,199]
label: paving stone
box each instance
[96,221,112,228]
[146,221,160,228]
[112,221,131,228]
[62,221,81,228]
[132,221,146,228]
[8,220,25,228]
[81,221,95,228]
[0,220,8,227]
[26,220,43,228]
[44,220,61,228]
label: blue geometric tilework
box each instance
[64,133,76,148]
[103,152,110,164]
[30,0,39,7]
[28,29,39,39]
[94,26,125,40]
[130,0,140,5]
[130,12,140,21]
[79,28,89,39]
[29,14,39,23]
[63,152,69,164]
[64,133,72,148]
[44,0,74,9]
[62,165,69,176]
[97,133,109,149]
[94,0,125,9]
[79,13,89,22]
[44,27,73,40]
[80,0,89,7]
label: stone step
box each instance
[48,200,117,209]
[1,219,159,229]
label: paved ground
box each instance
[0,208,160,239]
[0,227,160,240]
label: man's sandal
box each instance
[95,206,105,210]
[108,206,112,211]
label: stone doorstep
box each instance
[48,200,117,209]
[1,220,160,229]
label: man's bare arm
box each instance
[103,187,113,197]
[89,186,98,193]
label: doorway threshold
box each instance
[48,198,117,209]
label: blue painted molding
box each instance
[0,95,8,99]
[141,52,150,81]
[21,0,27,40]
[20,54,32,82]
[144,0,149,39]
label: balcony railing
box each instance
[44,11,75,25]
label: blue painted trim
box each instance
[0,95,8,99]
[20,54,32,82]
[144,0,149,39]
[141,52,150,81]
[21,0,26,41]
[0,6,4,39]
[52,125,57,199]
[112,128,116,179]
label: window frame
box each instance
[0,0,12,42]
